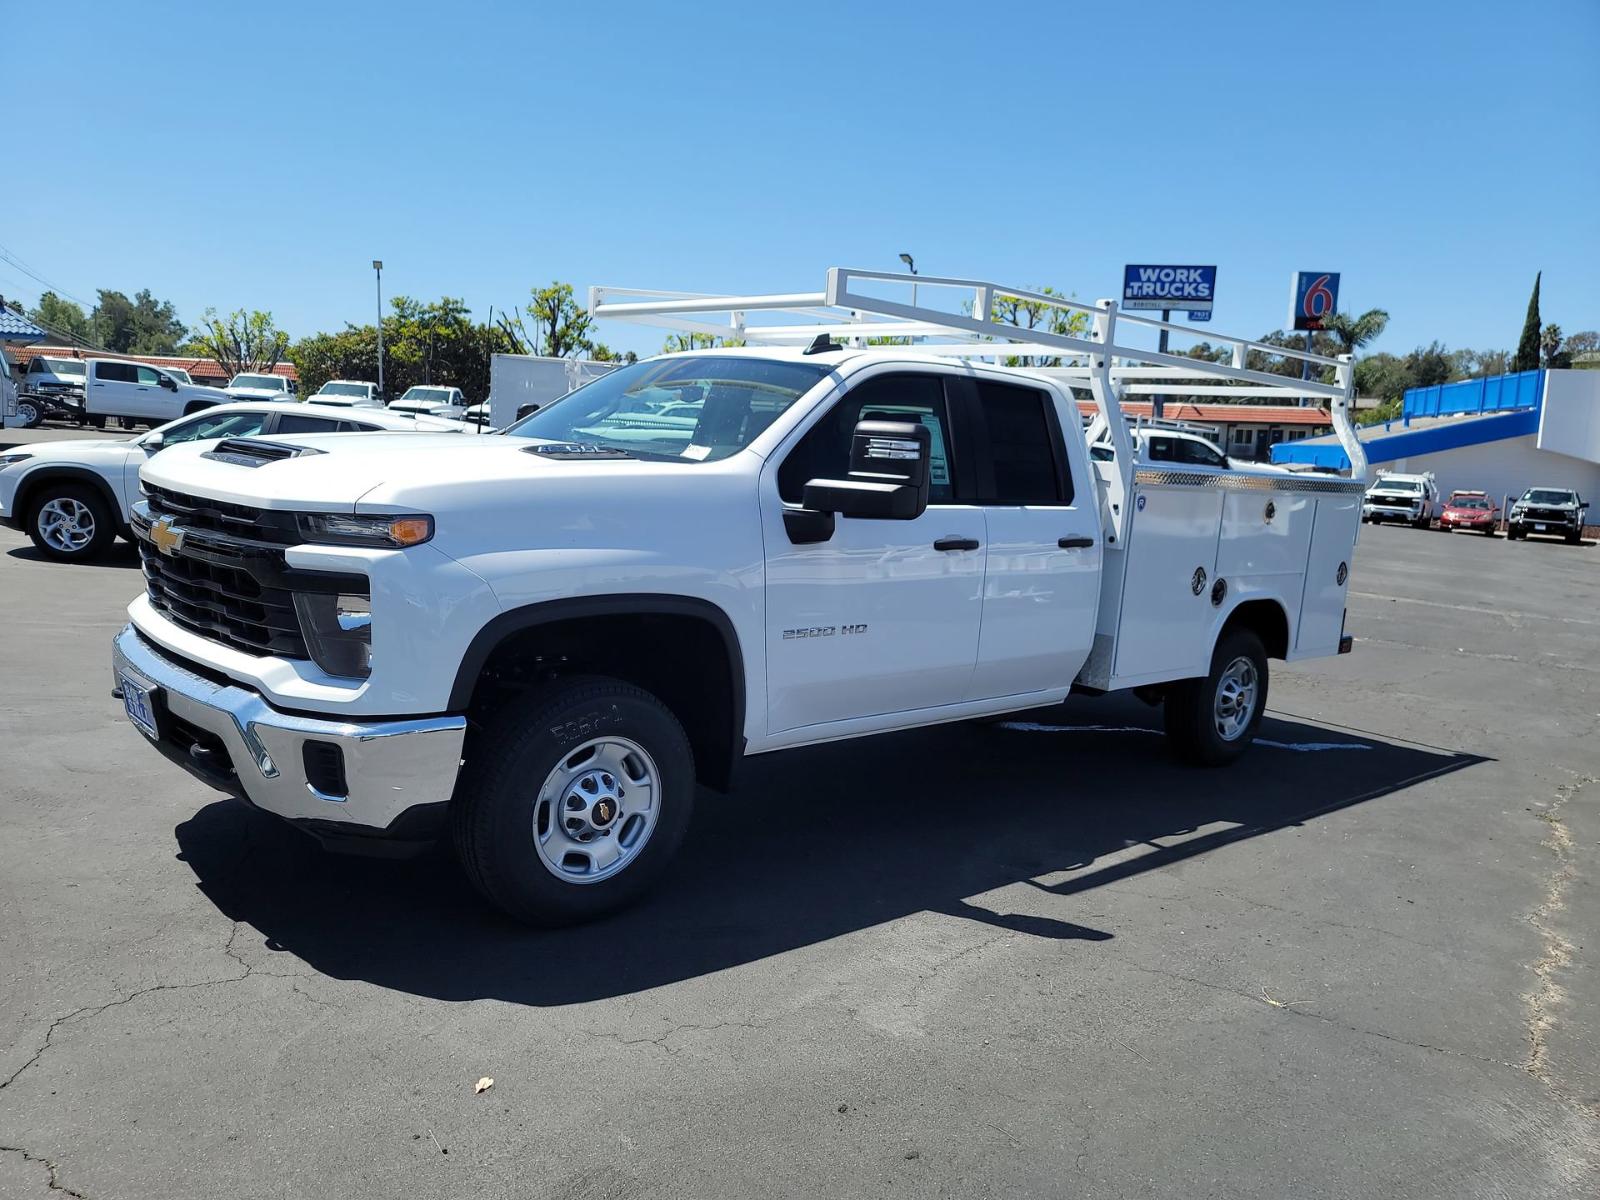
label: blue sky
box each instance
[5,1,1596,361]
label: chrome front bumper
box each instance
[112,624,466,837]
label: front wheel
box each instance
[452,676,696,925]
[1163,629,1269,767]
[27,484,117,562]
[15,397,43,428]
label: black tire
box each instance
[86,414,107,430]
[26,483,117,562]
[1508,525,1523,540]
[452,675,696,925]
[15,397,43,428]
[1163,628,1269,767]
[1565,530,1582,545]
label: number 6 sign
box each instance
[1290,271,1340,331]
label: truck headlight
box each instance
[297,512,434,548]
[293,592,372,678]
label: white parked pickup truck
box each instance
[110,269,1370,925]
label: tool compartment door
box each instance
[1296,493,1360,654]
[1111,484,1222,680]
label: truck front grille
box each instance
[139,539,307,658]
[135,490,366,661]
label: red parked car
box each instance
[1439,490,1499,535]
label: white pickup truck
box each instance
[110,269,1369,925]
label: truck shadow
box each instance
[173,695,1484,1006]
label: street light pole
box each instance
[898,252,918,308]
[372,260,384,399]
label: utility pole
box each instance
[373,260,385,398]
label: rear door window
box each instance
[95,361,138,383]
[272,414,344,435]
[967,380,1071,505]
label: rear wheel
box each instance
[1164,629,1269,767]
[452,676,696,925]
[27,484,116,562]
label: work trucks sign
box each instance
[1122,264,1217,317]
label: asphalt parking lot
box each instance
[1,441,1596,1198]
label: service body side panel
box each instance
[1111,483,1222,681]
[1295,493,1360,655]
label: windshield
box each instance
[42,358,86,378]
[401,387,452,402]
[1371,479,1420,494]
[1449,496,1490,509]
[317,382,370,398]
[504,356,830,462]
[231,374,283,389]
[1524,489,1575,505]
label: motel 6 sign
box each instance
[1290,271,1340,331]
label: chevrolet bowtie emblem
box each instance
[149,517,185,557]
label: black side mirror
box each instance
[160,376,178,391]
[516,402,540,421]
[789,419,932,543]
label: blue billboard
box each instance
[1122,264,1216,314]
[1290,271,1340,331]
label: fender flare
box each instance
[449,591,747,751]
[13,465,125,529]
[1210,593,1293,659]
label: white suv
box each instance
[0,401,464,562]
[226,372,298,402]
[1361,471,1439,528]
[310,380,382,408]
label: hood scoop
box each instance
[201,438,327,468]
[522,442,634,461]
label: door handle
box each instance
[933,536,980,552]
[1058,536,1096,549]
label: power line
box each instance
[0,241,95,310]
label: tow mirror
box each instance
[516,402,540,421]
[787,419,932,544]
[160,375,178,390]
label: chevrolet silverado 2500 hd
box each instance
[111,269,1369,925]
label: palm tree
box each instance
[1320,308,1390,357]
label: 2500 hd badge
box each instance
[782,624,868,640]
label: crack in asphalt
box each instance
[577,1019,768,1057]
[0,920,310,1100]
[1523,774,1593,1113]
[1117,956,1529,1073]
[0,1144,90,1198]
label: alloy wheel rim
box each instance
[531,736,660,884]
[38,497,95,553]
[1213,656,1258,742]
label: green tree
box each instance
[990,285,1090,367]
[189,309,290,378]
[90,288,186,354]
[1319,308,1390,357]
[527,281,594,358]
[27,291,93,344]
[289,297,518,400]
[1540,323,1568,369]
[1512,272,1542,372]
[661,332,739,353]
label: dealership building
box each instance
[1272,369,1600,517]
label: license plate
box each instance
[119,671,160,741]
[1534,523,1547,531]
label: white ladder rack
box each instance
[588,267,1368,487]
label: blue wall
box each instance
[1403,369,1544,421]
